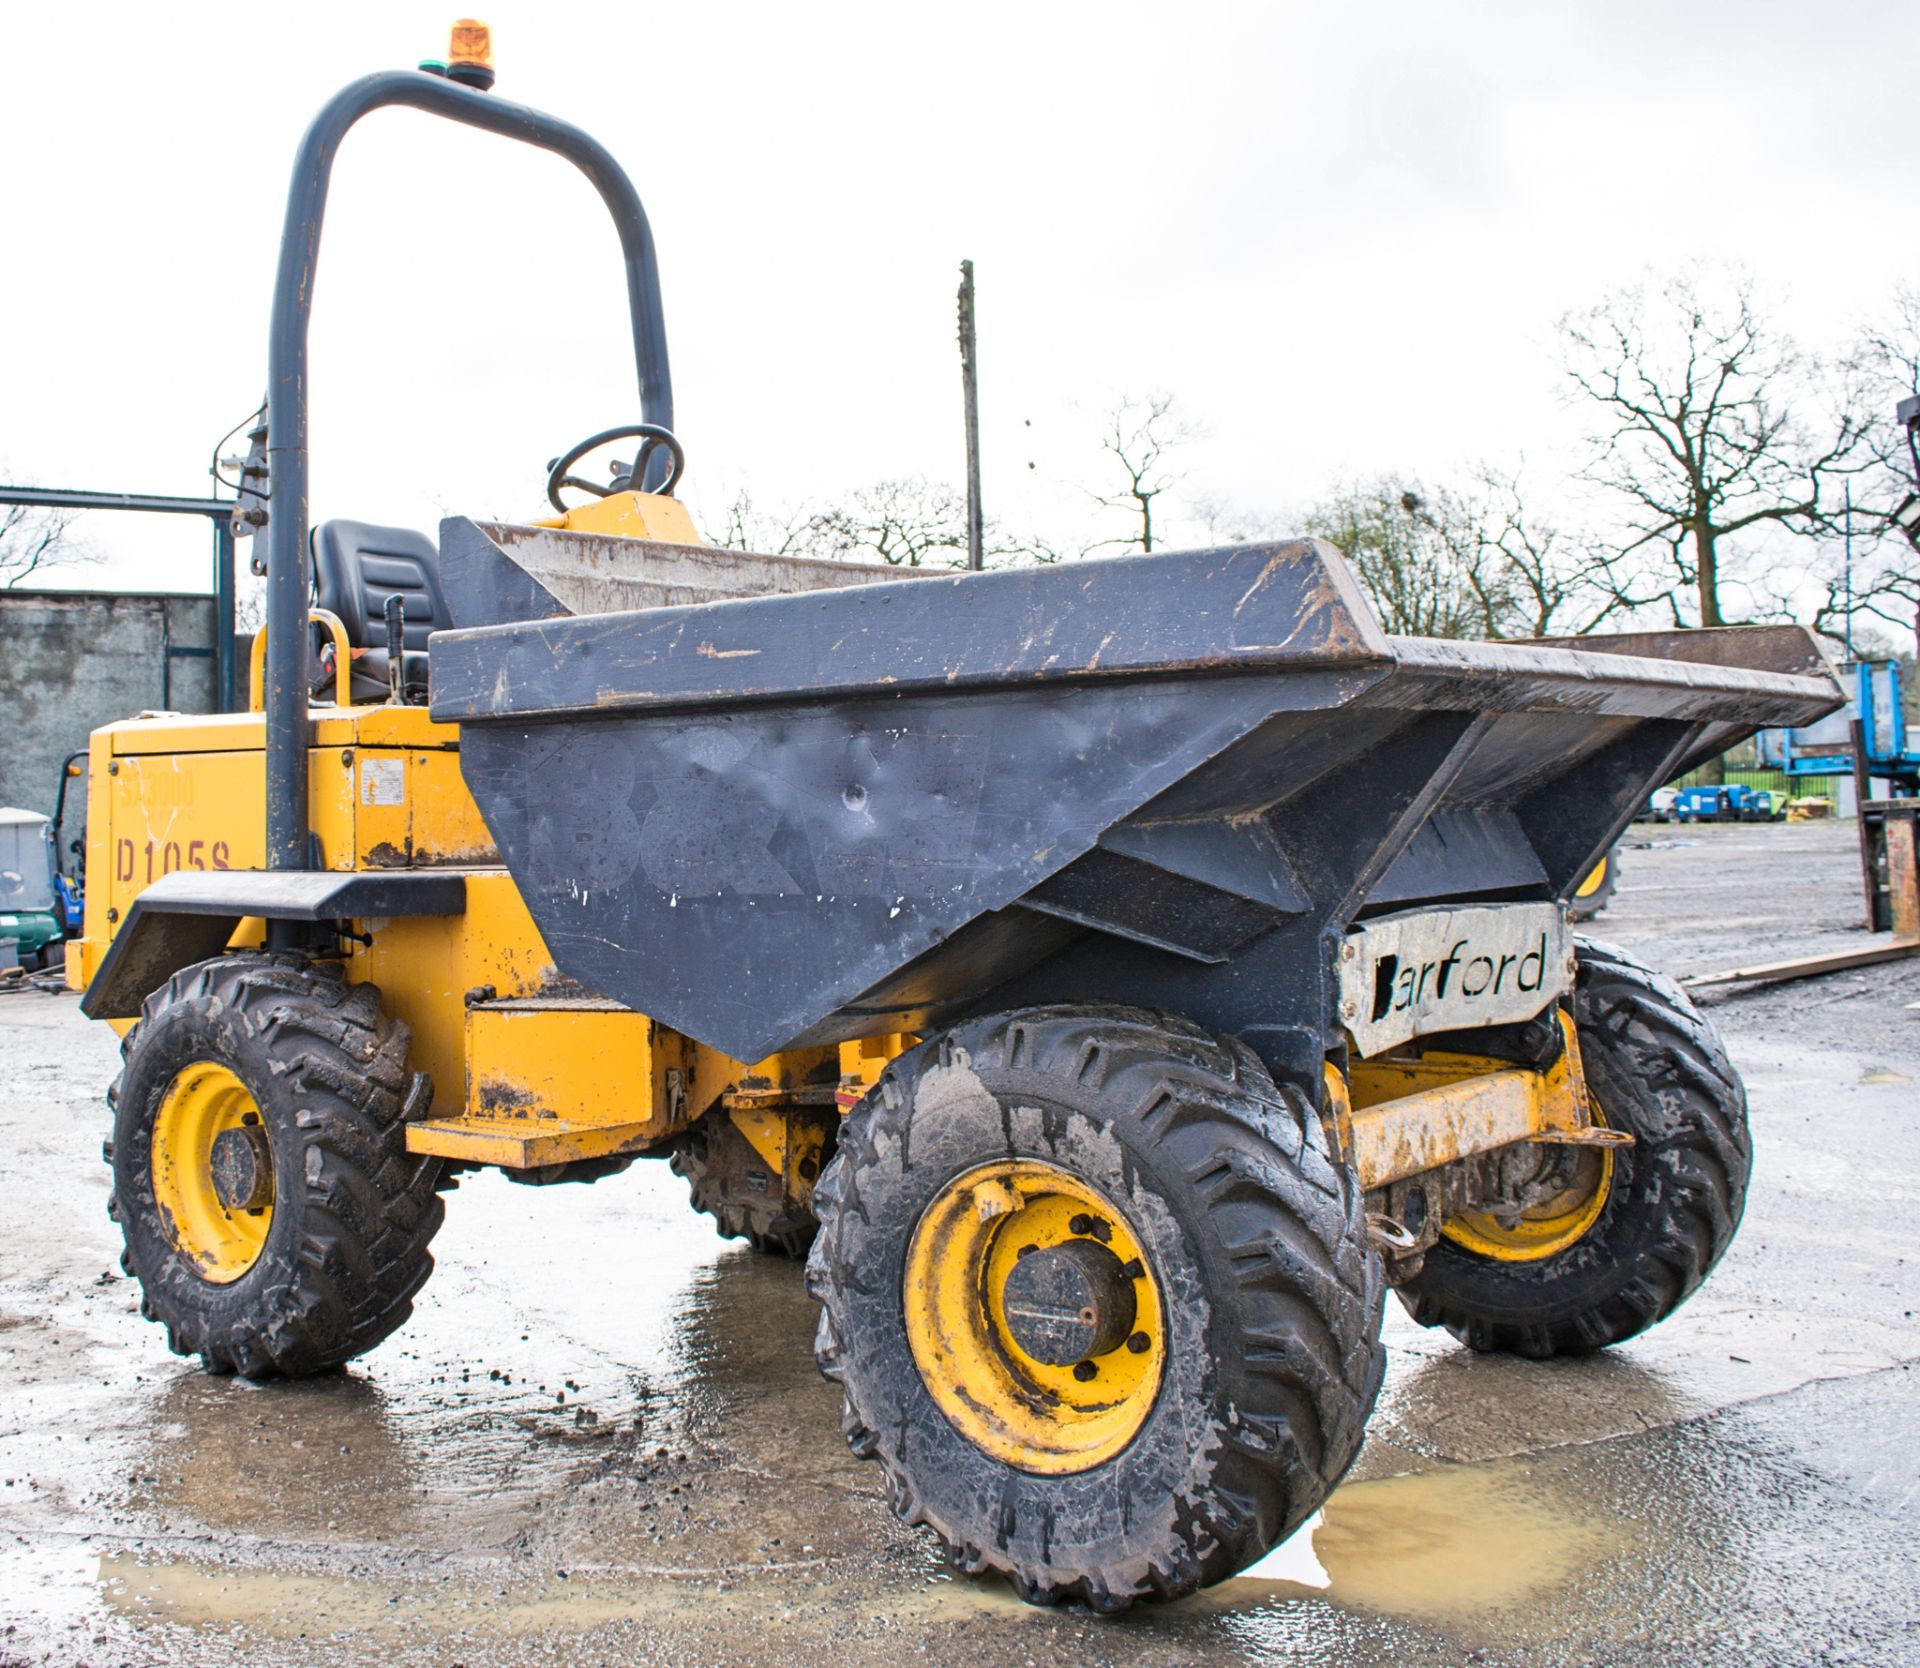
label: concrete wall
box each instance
[0,591,219,833]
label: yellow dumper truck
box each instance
[72,31,1841,1611]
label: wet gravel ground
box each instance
[1,819,1917,1666]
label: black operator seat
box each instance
[309,520,449,704]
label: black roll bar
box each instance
[262,69,674,889]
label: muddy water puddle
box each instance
[1214,1456,1613,1640]
[93,1548,770,1638]
[12,1453,1617,1657]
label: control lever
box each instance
[384,593,406,705]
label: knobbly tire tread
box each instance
[1395,935,1749,1357]
[806,1003,1384,1611]
[107,952,444,1378]
[669,1111,822,1259]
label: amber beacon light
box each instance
[445,19,495,90]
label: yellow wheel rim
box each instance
[1441,1140,1614,1263]
[150,1062,273,1284]
[1574,856,1609,899]
[904,1159,1165,1475]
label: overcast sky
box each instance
[2,0,1914,599]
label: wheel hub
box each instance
[903,1159,1166,1474]
[208,1124,274,1212]
[1000,1238,1137,1365]
[149,1061,274,1283]
[1444,1130,1614,1262]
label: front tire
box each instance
[106,953,443,1378]
[1395,937,1749,1357]
[806,1004,1383,1610]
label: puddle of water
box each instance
[904,1455,1612,1637]
[91,1548,946,1657]
[1222,1457,1611,1627]
[96,1550,651,1638]
[1315,1463,1607,1619]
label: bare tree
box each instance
[1189,493,1292,547]
[1303,470,1629,640]
[1463,466,1634,638]
[1848,286,1920,504]
[1817,564,1920,659]
[704,486,816,556]
[1561,270,1866,628]
[714,394,1195,574]
[803,477,970,568]
[708,478,1087,571]
[1,500,88,588]
[1813,288,1920,652]
[992,529,1102,567]
[1305,476,1500,638]
[234,570,268,634]
[1091,393,1189,554]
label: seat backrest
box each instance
[311,520,447,649]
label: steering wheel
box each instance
[546,423,686,513]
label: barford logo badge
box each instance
[1337,903,1573,1058]
[1373,932,1555,1018]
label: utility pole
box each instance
[957,260,984,570]
[1844,479,1854,660]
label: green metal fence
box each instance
[1670,764,1842,801]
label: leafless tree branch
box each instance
[0,500,91,588]
[1088,392,1191,555]
[1559,269,1870,627]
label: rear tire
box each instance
[107,953,443,1378]
[1567,848,1620,922]
[669,1107,829,1258]
[1394,937,1748,1357]
[807,1004,1383,1610]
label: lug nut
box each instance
[1068,1213,1093,1236]
[1126,1331,1150,1354]
[1122,1258,1145,1279]
[1072,1360,1098,1382]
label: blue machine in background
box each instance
[50,751,85,936]
[1755,660,1920,797]
[53,871,81,937]
[1672,784,1783,823]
